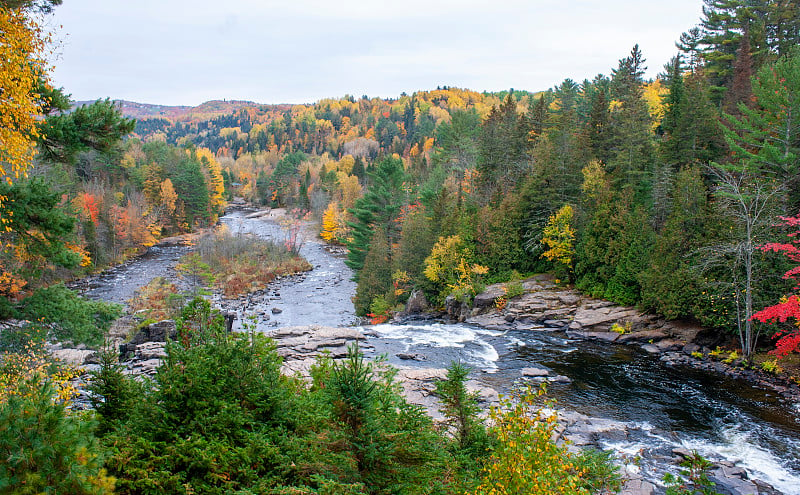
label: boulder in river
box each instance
[404,289,429,314]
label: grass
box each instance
[128,276,182,320]
[195,225,312,298]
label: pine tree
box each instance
[346,157,407,279]
[607,45,655,199]
[477,94,528,201]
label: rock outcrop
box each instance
[462,275,705,346]
[119,319,177,359]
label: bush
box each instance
[0,378,114,494]
[504,279,525,299]
[14,284,122,347]
[472,384,619,495]
[663,451,722,495]
[312,344,454,494]
[101,306,300,494]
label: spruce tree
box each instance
[346,157,407,279]
[353,227,393,316]
[641,166,711,318]
[607,45,656,200]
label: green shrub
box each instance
[14,284,122,347]
[313,344,453,494]
[101,308,299,494]
[0,378,115,494]
[663,451,722,495]
[760,359,782,375]
[504,279,525,299]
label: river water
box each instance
[78,209,800,494]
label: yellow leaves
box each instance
[580,160,609,199]
[65,242,92,267]
[320,201,350,245]
[0,6,49,186]
[337,154,355,175]
[160,178,178,217]
[541,204,576,269]
[0,339,79,407]
[642,80,668,132]
[424,235,488,302]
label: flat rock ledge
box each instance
[459,275,800,406]
[462,275,703,344]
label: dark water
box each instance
[369,322,800,493]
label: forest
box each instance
[2,0,800,493]
[122,2,800,360]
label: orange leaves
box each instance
[0,269,27,297]
[77,192,100,224]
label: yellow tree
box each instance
[194,147,225,218]
[320,201,349,244]
[0,5,47,187]
[540,204,576,281]
[160,178,178,229]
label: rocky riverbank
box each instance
[437,274,800,407]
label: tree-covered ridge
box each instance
[129,88,526,159]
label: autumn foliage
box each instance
[752,213,800,356]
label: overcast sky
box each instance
[48,0,704,106]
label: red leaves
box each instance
[754,212,800,356]
[753,295,800,324]
[774,334,800,358]
[79,192,99,225]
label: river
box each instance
[79,209,800,494]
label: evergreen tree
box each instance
[353,227,393,316]
[641,166,712,318]
[346,157,407,278]
[660,61,726,170]
[477,94,528,201]
[587,87,611,163]
[724,26,755,114]
[38,99,135,167]
[396,205,436,287]
[607,45,656,199]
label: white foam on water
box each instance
[371,323,473,348]
[371,323,500,370]
[472,339,500,372]
[680,424,800,495]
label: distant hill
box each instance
[72,99,262,121]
